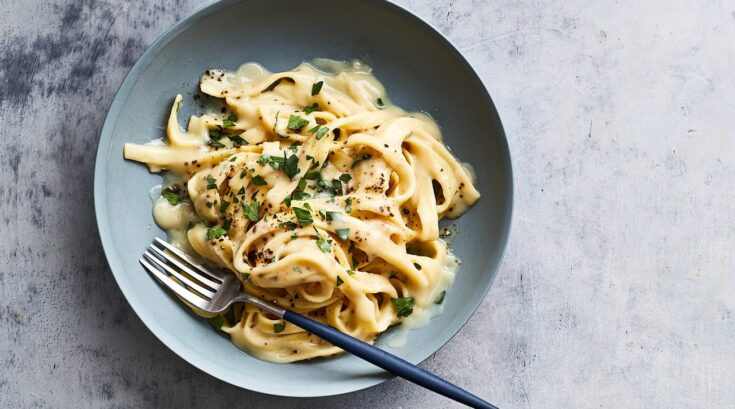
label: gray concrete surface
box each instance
[1,0,734,408]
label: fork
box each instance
[140,237,498,409]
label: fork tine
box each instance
[140,258,209,310]
[153,237,225,281]
[148,244,220,290]
[144,251,216,299]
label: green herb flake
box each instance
[336,276,344,287]
[293,207,313,227]
[287,115,309,131]
[304,103,319,114]
[332,179,343,196]
[251,175,267,186]
[434,290,447,305]
[239,168,248,179]
[279,221,298,231]
[222,218,232,230]
[206,175,218,190]
[304,170,321,180]
[228,134,246,146]
[344,197,353,213]
[316,235,331,253]
[284,154,300,179]
[206,226,226,240]
[161,188,180,205]
[208,316,225,330]
[335,228,350,240]
[413,262,422,271]
[219,199,230,215]
[273,322,285,333]
[257,154,270,166]
[339,173,352,182]
[391,296,415,317]
[208,139,226,148]
[346,269,355,276]
[314,126,329,140]
[311,81,324,96]
[242,272,251,282]
[222,115,237,128]
[308,124,321,133]
[242,202,259,222]
[376,97,384,107]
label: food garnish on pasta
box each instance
[124,60,480,363]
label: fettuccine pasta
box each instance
[124,60,480,363]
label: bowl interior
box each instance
[95,0,512,397]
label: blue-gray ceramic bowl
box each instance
[94,0,512,397]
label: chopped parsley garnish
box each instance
[307,124,320,133]
[222,218,232,230]
[206,175,218,190]
[161,187,180,205]
[241,272,251,282]
[391,296,414,317]
[315,234,331,253]
[335,228,350,240]
[304,103,319,114]
[279,221,298,231]
[228,134,246,146]
[242,202,259,222]
[336,276,344,287]
[332,179,343,196]
[311,81,323,96]
[293,207,313,227]
[413,263,422,271]
[209,130,224,140]
[284,154,300,179]
[219,199,229,215]
[273,322,285,333]
[304,170,321,180]
[287,115,309,131]
[222,115,237,128]
[208,316,225,330]
[318,210,340,221]
[434,290,446,305]
[240,168,248,179]
[339,173,352,182]
[346,269,355,276]
[376,97,384,107]
[207,226,226,240]
[314,126,329,140]
[208,139,226,148]
[344,197,353,213]
[251,175,267,186]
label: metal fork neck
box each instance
[235,293,286,318]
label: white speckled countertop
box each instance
[1,0,733,407]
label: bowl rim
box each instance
[94,0,514,397]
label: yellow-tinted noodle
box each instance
[124,60,480,363]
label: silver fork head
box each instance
[139,238,242,313]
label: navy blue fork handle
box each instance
[283,310,498,409]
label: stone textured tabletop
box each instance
[1,0,733,408]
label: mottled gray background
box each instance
[1,0,734,408]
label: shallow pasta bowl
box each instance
[94,0,513,397]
